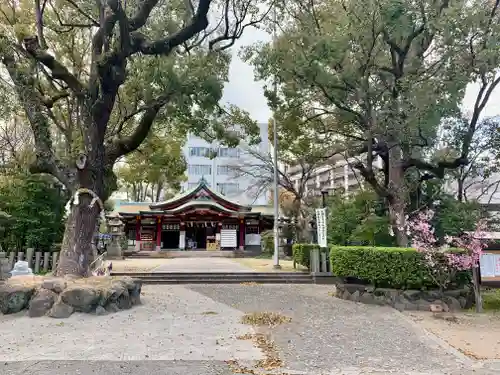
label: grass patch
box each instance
[481,288,500,311]
[241,311,292,327]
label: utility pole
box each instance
[272,3,281,269]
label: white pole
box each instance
[272,4,281,269]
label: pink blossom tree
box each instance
[408,209,487,312]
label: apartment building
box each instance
[285,154,383,197]
[182,123,270,206]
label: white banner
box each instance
[315,208,327,248]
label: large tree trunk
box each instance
[388,145,408,247]
[54,197,101,277]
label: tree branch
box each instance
[23,36,85,94]
[128,0,212,56]
[106,93,173,161]
[128,0,160,31]
[1,49,75,191]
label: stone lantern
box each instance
[106,214,125,259]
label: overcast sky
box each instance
[221,30,500,123]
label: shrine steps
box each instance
[126,250,242,259]
[110,271,317,284]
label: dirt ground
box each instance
[231,258,308,272]
[406,310,500,359]
[110,258,168,272]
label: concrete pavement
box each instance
[2,284,500,374]
[151,257,254,273]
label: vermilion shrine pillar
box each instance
[156,217,162,251]
[239,218,245,251]
[135,216,141,251]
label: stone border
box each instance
[0,276,142,318]
[334,283,474,311]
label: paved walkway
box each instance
[2,284,500,374]
[151,257,254,273]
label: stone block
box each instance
[344,284,367,294]
[416,299,432,311]
[29,289,57,317]
[350,290,361,302]
[430,299,450,312]
[374,288,399,303]
[359,293,377,305]
[0,284,34,314]
[26,248,34,268]
[60,286,100,312]
[95,305,108,316]
[402,290,421,301]
[42,279,67,294]
[404,302,418,311]
[393,302,406,311]
[335,283,346,293]
[48,299,74,319]
[443,296,461,312]
[458,296,467,309]
[374,295,387,305]
[342,290,351,300]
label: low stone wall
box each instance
[334,283,474,312]
[0,276,142,318]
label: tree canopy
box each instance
[116,129,187,201]
[243,0,500,245]
[0,172,65,252]
[0,0,272,276]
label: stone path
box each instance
[151,257,254,273]
[2,284,500,375]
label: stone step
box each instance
[137,277,314,284]
[111,272,311,278]
[110,271,315,284]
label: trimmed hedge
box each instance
[292,243,319,269]
[330,246,471,290]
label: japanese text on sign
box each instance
[315,208,327,248]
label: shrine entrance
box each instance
[185,223,217,250]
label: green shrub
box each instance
[292,243,320,269]
[330,246,471,290]
[260,230,274,255]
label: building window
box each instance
[188,164,212,175]
[217,147,239,158]
[216,182,239,195]
[189,147,210,157]
[217,165,234,175]
[188,147,239,158]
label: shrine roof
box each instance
[165,200,239,214]
[149,177,251,212]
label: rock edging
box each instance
[334,283,473,312]
[0,276,142,318]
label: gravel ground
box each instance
[2,284,500,375]
[187,284,497,374]
[0,285,262,361]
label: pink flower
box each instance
[408,210,487,274]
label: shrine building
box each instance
[114,179,274,253]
